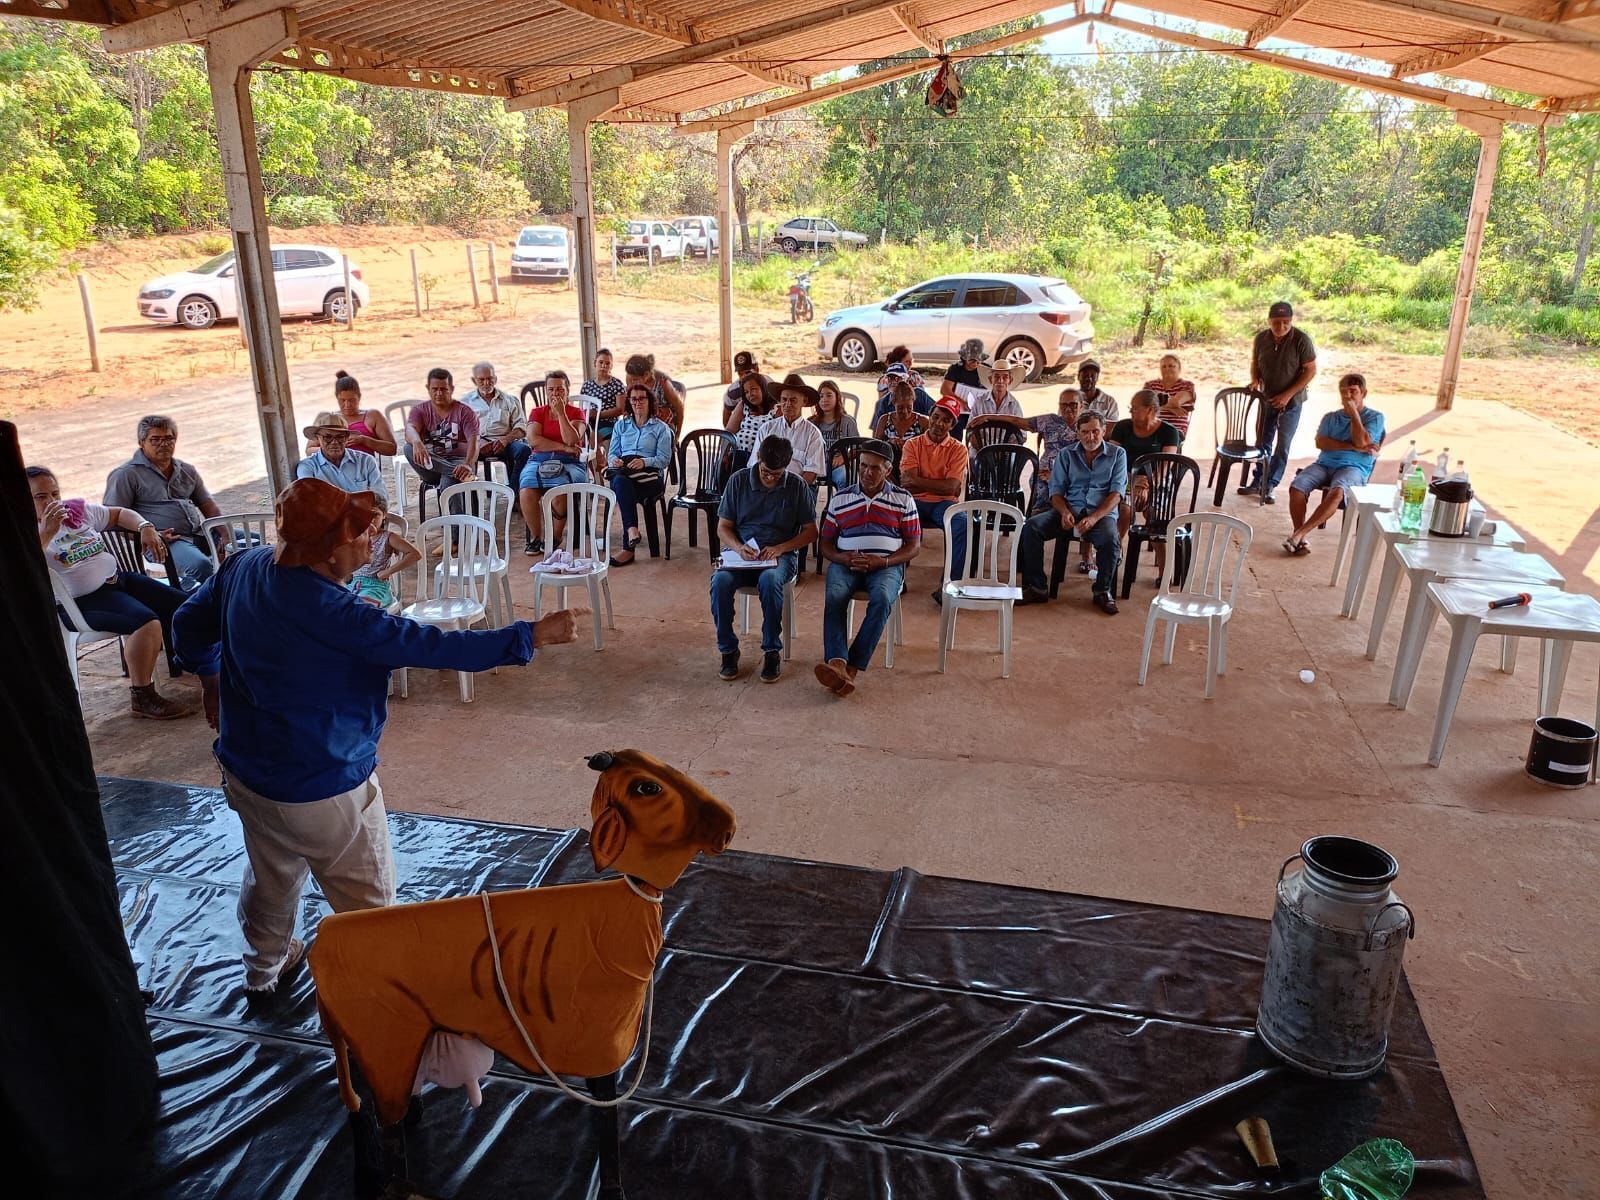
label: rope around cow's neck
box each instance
[479,891,654,1109]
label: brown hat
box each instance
[765,371,820,406]
[302,411,349,439]
[274,477,379,568]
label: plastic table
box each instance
[1339,502,1513,620]
[1328,482,1395,589]
[1378,542,1564,704]
[1400,581,1600,770]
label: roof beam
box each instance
[1368,0,1600,50]
[273,40,515,97]
[1095,12,1560,126]
[548,0,698,45]
[675,10,1091,134]
[892,3,941,55]
[101,0,291,54]
[1545,89,1600,112]
[506,0,908,111]
[1246,0,1314,48]
[0,0,116,23]
[1391,38,1508,78]
[731,57,809,91]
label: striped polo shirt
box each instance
[821,482,921,555]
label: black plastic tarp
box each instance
[102,775,1482,1199]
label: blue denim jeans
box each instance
[915,499,968,580]
[823,561,905,671]
[1019,508,1120,596]
[710,551,797,654]
[1250,400,1303,493]
[483,438,531,486]
[167,535,215,590]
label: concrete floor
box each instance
[36,336,1600,1198]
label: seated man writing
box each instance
[900,397,970,606]
[1284,372,1385,555]
[710,437,818,684]
[1017,411,1128,614]
[814,439,921,698]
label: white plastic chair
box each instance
[49,571,123,694]
[375,511,411,699]
[199,513,274,572]
[436,480,515,626]
[937,500,1024,678]
[846,586,904,668]
[737,572,798,661]
[842,391,862,421]
[532,483,616,650]
[383,399,414,503]
[1138,512,1253,699]
[400,514,494,702]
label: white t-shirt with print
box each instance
[46,502,119,598]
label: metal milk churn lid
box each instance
[1256,836,1416,1079]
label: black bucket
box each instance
[1526,716,1597,789]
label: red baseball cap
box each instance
[933,397,962,421]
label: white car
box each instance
[616,219,686,264]
[818,273,1095,382]
[773,217,868,253]
[672,215,719,257]
[136,244,369,330]
[509,225,572,281]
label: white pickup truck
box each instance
[615,219,686,264]
[672,215,719,257]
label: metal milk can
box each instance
[1256,836,1416,1079]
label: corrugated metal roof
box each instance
[9,0,1599,115]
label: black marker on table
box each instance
[1487,592,1532,610]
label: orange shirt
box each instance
[899,433,968,503]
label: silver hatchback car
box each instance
[818,273,1094,381]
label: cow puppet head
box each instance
[586,750,736,889]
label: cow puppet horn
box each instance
[586,751,617,771]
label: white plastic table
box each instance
[1329,482,1395,589]
[1340,502,1515,620]
[1378,542,1564,704]
[1402,581,1600,771]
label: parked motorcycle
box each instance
[789,272,814,324]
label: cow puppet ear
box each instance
[590,806,628,872]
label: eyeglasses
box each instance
[145,435,177,446]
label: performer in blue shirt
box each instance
[174,478,576,995]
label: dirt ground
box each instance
[9,229,1600,1198]
[7,222,1600,450]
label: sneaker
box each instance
[1093,592,1119,616]
[1261,493,1276,505]
[719,651,740,680]
[760,651,782,683]
[524,536,543,557]
[129,684,195,720]
[1236,485,1257,496]
[244,936,306,1000]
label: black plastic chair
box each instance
[969,444,1038,516]
[1121,453,1200,598]
[1208,387,1269,506]
[519,379,547,414]
[667,429,736,561]
[966,421,1022,455]
[102,528,182,677]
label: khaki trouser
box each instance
[221,768,397,989]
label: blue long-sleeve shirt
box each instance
[1049,442,1128,517]
[173,546,534,803]
[606,416,673,471]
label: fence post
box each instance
[467,243,481,308]
[610,233,617,280]
[756,221,763,256]
[341,254,354,329]
[77,272,101,372]
[486,241,500,303]
[647,235,654,275]
[880,226,887,246]
[410,248,421,316]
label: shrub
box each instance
[1405,248,1458,301]
[270,194,340,227]
[1280,234,1403,298]
[0,203,57,311]
[196,233,232,255]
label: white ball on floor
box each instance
[1299,669,1316,685]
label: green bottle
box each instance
[1400,466,1426,534]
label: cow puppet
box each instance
[308,750,736,1196]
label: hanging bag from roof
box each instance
[925,56,964,117]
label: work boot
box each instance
[719,651,740,680]
[130,684,194,720]
[760,651,782,683]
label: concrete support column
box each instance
[1436,113,1503,412]
[203,10,299,496]
[716,122,754,385]
[566,90,619,371]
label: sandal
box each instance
[608,550,635,567]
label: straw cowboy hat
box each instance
[765,372,820,406]
[302,411,350,439]
[274,477,380,568]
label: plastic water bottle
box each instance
[1397,440,1417,482]
[1434,447,1450,478]
[1453,458,1468,483]
[1400,466,1426,533]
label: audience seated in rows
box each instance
[969,388,1081,514]
[872,380,928,448]
[104,415,223,590]
[941,358,1024,440]
[711,437,817,683]
[404,368,480,507]
[625,352,684,434]
[815,439,921,697]
[870,352,934,425]
[725,369,776,473]
[760,374,827,489]
[303,371,395,458]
